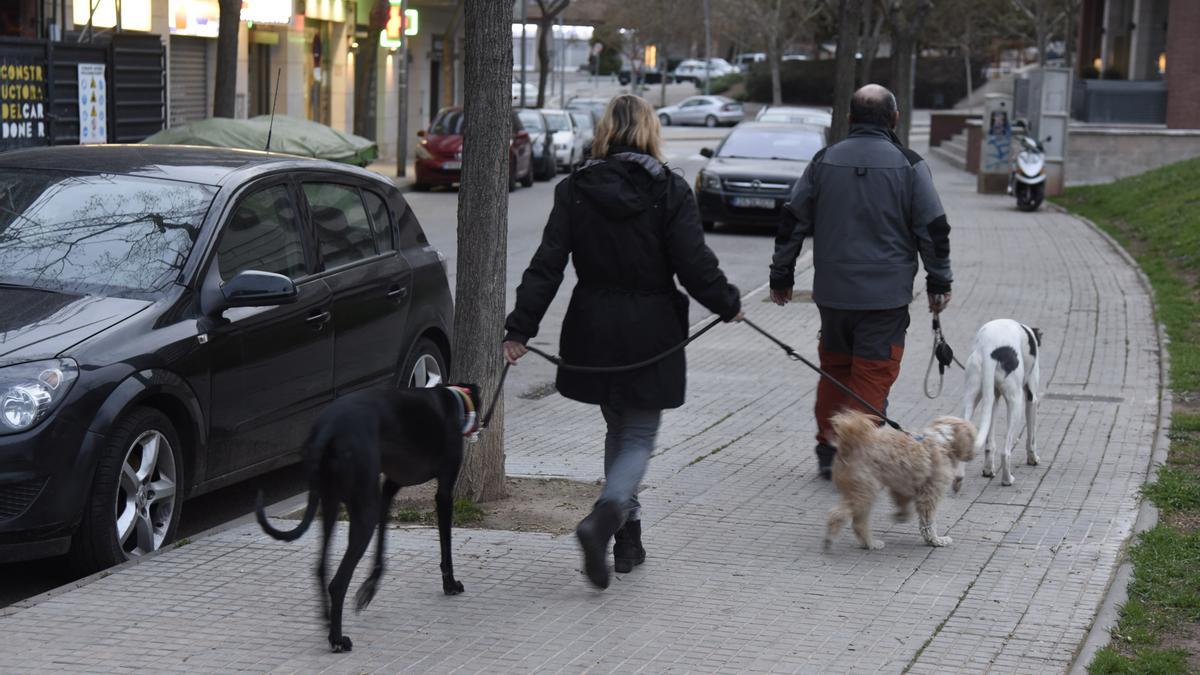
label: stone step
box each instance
[930,143,967,171]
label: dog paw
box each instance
[330,635,353,653]
[863,540,885,550]
[1026,455,1040,466]
[952,476,963,493]
[981,467,994,478]
[1001,477,1014,487]
[443,579,465,595]
[928,536,952,547]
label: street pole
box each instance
[558,17,565,107]
[520,0,527,107]
[702,0,711,95]
[397,0,410,177]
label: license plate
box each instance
[442,161,462,170]
[730,196,775,209]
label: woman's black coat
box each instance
[504,148,741,410]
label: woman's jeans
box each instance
[597,406,662,522]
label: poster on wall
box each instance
[0,57,48,150]
[78,63,108,145]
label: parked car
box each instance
[569,110,596,159]
[693,122,826,230]
[656,95,745,127]
[511,81,538,106]
[617,68,672,85]
[415,107,534,191]
[539,109,586,172]
[755,105,833,128]
[566,97,610,120]
[781,54,810,62]
[0,145,453,570]
[518,108,558,181]
[733,52,766,72]
[672,58,738,83]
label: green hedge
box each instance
[705,73,744,95]
[745,56,986,109]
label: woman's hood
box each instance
[572,152,669,219]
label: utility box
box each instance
[1017,67,1072,196]
[977,93,1012,194]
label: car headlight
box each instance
[0,359,79,435]
[699,171,722,191]
[415,142,433,160]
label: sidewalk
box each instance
[0,155,1162,673]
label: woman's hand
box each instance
[503,340,528,365]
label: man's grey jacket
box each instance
[770,124,952,310]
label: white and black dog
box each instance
[958,319,1042,487]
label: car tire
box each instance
[702,220,715,232]
[521,161,535,187]
[659,114,671,126]
[403,337,448,389]
[69,407,184,574]
[705,115,718,128]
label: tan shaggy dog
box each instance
[824,411,976,551]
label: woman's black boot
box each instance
[613,520,646,573]
[575,500,624,589]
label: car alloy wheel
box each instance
[705,115,718,127]
[659,114,671,126]
[409,354,443,388]
[116,429,178,557]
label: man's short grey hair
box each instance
[850,84,898,127]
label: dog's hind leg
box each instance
[825,503,850,550]
[851,501,884,550]
[916,494,951,547]
[356,479,402,613]
[999,390,1023,486]
[317,491,338,621]
[1024,391,1040,467]
[891,491,913,523]
[327,498,377,653]
[435,477,465,595]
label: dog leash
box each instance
[740,318,907,433]
[923,314,966,399]
[474,316,725,437]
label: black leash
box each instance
[741,318,907,433]
[923,314,966,399]
[476,317,724,432]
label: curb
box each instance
[1049,203,1174,674]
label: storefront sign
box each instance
[78,64,108,145]
[169,0,220,37]
[305,0,346,22]
[0,58,47,149]
[379,5,418,48]
[242,0,293,26]
[73,0,153,32]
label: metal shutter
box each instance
[169,36,209,127]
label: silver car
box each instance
[657,96,745,128]
[540,109,587,171]
[755,105,833,127]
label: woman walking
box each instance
[503,94,742,589]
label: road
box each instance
[0,124,779,608]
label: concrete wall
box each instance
[1066,127,1200,185]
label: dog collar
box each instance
[448,386,478,437]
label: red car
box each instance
[414,107,534,191]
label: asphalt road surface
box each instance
[0,125,787,608]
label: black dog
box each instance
[255,383,480,652]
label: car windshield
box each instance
[431,109,464,135]
[718,128,824,162]
[543,113,570,132]
[571,113,593,129]
[0,170,215,298]
[518,111,545,132]
[760,112,829,125]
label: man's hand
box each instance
[770,288,794,306]
[928,292,952,313]
[503,340,528,365]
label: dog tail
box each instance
[256,487,318,542]
[828,410,879,460]
[974,355,1000,453]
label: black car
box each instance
[0,146,453,571]
[694,122,827,230]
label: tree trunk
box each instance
[858,0,884,86]
[213,0,240,118]
[830,0,862,143]
[887,0,931,147]
[536,18,551,108]
[453,0,513,503]
[768,31,782,105]
[353,0,389,138]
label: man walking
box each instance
[770,84,953,479]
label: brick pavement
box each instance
[0,154,1163,674]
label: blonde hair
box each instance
[591,94,664,161]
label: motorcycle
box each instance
[1008,121,1047,212]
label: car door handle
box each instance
[387,286,409,300]
[305,311,331,328]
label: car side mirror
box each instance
[700,147,714,158]
[221,271,298,309]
